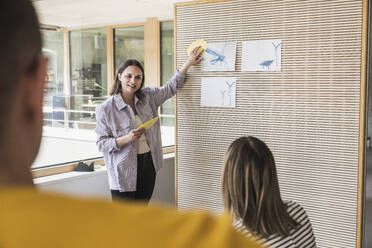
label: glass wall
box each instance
[41,32,65,127]
[36,22,174,169]
[70,28,108,130]
[363,3,372,245]
[160,21,174,147]
[114,26,144,71]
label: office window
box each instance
[114,26,144,71]
[34,21,171,170]
[41,31,65,127]
[160,21,174,147]
[70,28,108,130]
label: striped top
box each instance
[233,201,317,248]
[95,71,186,191]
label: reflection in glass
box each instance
[160,21,174,147]
[70,28,108,130]
[41,32,65,127]
[364,12,372,245]
[114,26,144,71]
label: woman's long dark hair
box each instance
[110,59,145,99]
[222,136,299,238]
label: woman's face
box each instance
[119,65,143,95]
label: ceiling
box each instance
[33,0,194,29]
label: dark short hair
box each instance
[110,59,145,99]
[222,136,299,238]
[0,0,42,134]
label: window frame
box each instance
[35,19,175,178]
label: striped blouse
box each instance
[95,71,186,192]
[233,201,317,248]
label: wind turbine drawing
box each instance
[225,80,236,107]
[201,77,236,108]
[259,40,281,70]
[272,41,281,67]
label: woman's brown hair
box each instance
[222,136,298,238]
[110,59,145,99]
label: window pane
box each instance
[114,26,144,71]
[160,21,174,147]
[70,28,108,130]
[37,31,102,169]
[42,32,65,128]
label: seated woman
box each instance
[222,136,317,248]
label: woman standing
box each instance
[95,47,202,203]
[222,136,317,247]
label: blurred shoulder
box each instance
[0,188,262,248]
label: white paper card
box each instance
[201,77,236,108]
[241,39,282,71]
[202,42,237,71]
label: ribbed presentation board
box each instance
[175,0,364,247]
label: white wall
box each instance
[34,167,111,199]
[34,127,175,205]
[33,127,100,168]
[35,156,175,206]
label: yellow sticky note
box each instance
[138,116,159,130]
[187,39,207,55]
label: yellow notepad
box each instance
[187,39,207,55]
[138,116,159,130]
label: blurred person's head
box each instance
[0,0,48,185]
[222,136,298,238]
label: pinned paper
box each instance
[241,39,282,71]
[202,41,236,71]
[201,77,236,108]
[187,39,207,55]
[138,116,159,130]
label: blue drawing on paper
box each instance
[205,48,226,65]
[258,41,281,70]
[259,60,274,69]
[202,42,237,71]
[201,77,236,108]
[242,39,282,71]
